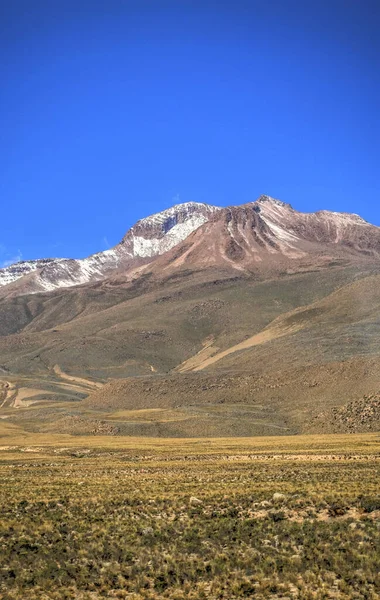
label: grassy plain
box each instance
[0,426,379,600]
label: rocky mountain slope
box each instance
[307,392,380,434]
[140,196,380,279]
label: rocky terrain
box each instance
[308,393,380,433]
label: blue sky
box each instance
[1,0,379,264]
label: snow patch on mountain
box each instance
[131,214,211,257]
[0,201,219,293]
[37,250,126,292]
[136,202,219,228]
[0,259,63,288]
[317,210,369,226]
[0,247,133,291]
[265,221,299,243]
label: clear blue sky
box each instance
[1,0,379,264]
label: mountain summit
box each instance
[0,196,378,296]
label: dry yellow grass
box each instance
[0,426,379,599]
[0,419,379,454]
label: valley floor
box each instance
[0,430,379,599]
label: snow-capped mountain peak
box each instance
[122,201,220,258]
[0,201,220,294]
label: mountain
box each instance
[0,201,219,296]
[1,196,379,296]
[0,194,380,437]
[139,196,380,280]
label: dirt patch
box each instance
[13,388,50,408]
[53,365,103,390]
[182,321,303,372]
[176,336,219,373]
[0,381,17,408]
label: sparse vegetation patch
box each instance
[0,434,379,599]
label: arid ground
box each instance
[1,426,379,599]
